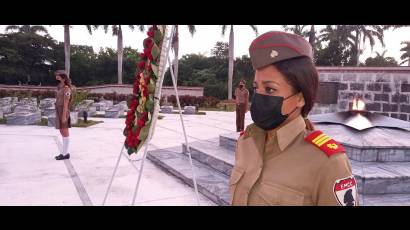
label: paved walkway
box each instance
[0,111,252,206]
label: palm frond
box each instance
[187,25,196,36]
[112,25,119,36]
[5,25,19,32]
[221,25,227,36]
[30,25,48,34]
[249,25,258,36]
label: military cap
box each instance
[54,70,67,76]
[249,31,313,69]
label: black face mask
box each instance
[250,93,298,130]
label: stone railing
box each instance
[0,84,204,97]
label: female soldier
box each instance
[229,31,358,206]
[54,70,72,160]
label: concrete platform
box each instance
[0,110,251,206]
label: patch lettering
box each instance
[333,175,358,206]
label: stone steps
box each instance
[147,132,410,205]
[147,147,230,206]
[182,138,234,177]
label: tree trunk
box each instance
[309,25,315,55]
[408,54,410,66]
[173,25,179,86]
[228,25,234,100]
[356,31,361,66]
[117,25,123,85]
[64,25,71,77]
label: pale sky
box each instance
[1,25,410,65]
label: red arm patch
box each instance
[304,130,345,157]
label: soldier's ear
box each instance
[297,92,305,108]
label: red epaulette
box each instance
[304,130,345,157]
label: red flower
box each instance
[137,118,145,127]
[144,39,154,49]
[137,61,145,70]
[147,64,152,72]
[142,111,149,120]
[147,28,155,38]
[143,49,153,61]
[143,88,149,97]
[139,52,146,59]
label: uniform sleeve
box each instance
[63,87,71,102]
[315,154,359,206]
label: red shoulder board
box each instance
[304,130,345,157]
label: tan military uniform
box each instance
[235,87,249,132]
[229,116,358,206]
[55,83,71,129]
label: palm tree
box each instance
[62,25,98,78]
[347,25,385,66]
[5,25,48,35]
[172,25,195,85]
[308,25,316,54]
[400,41,410,66]
[318,25,356,48]
[102,25,145,84]
[282,25,310,37]
[221,25,258,100]
[282,25,317,54]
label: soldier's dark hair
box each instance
[273,56,319,130]
[55,71,72,89]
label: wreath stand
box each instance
[102,25,201,206]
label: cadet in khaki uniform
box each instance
[235,79,249,132]
[54,70,72,161]
[229,31,358,206]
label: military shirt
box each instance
[229,115,358,206]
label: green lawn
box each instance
[73,119,104,127]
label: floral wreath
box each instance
[124,25,164,155]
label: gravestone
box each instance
[5,111,41,125]
[39,98,56,113]
[1,105,12,114]
[76,99,94,116]
[44,106,56,117]
[11,97,18,104]
[105,107,124,118]
[91,102,107,111]
[0,97,12,106]
[116,101,129,111]
[14,104,38,113]
[183,106,196,114]
[85,106,97,117]
[47,113,56,127]
[160,106,173,114]
[70,111,78,125]
[20,98,37,106]
[100,100,113,109]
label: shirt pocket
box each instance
[229,166,245,204]
[257,182,304,206]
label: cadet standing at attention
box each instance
[54,70,72,161]
[235,79,249,132]
[229,31,358,206]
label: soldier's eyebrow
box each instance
[262,80,280,86]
